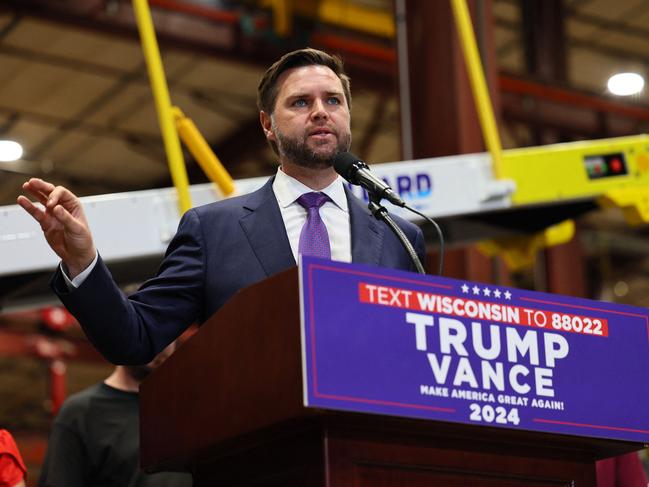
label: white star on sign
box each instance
[461,284,469,293]
[472,285,480,295]
[493,289,502,298]
[504,290,512,300]
[483,287,491,297]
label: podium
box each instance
[140,265,644,486]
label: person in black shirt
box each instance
[38,345,191,487]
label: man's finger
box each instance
[22,181,50,206]
[46,185,76,210]
[52,204,84,234]
[16,195,46,223]
[26,178,56,193]
[25,178,56,198]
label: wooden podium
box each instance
[140,268,642,486]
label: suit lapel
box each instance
[239,178,296,276]
[346,188,384,266]
[238,180,384,272]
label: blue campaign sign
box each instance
[299,256,649,443]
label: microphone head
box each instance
[332,152,362,180]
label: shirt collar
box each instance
[273,167,349,212]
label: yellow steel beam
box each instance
[260,0,394,38]
[477,220,575,271]
[309,0,394,38]
[269,0,293,36]
[133,0,192,213]
[450,0,504,179]
[173,107,235,197]
[598,188,649,226]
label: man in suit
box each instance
[17,48,425,365]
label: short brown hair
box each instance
[257,48,352,115]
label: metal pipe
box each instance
[395,0,413,161]
[173,107,235,197]
[500,75,649,123]
[450,0,504,178]
[133,0,192,213]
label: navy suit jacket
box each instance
[53,178,426,364]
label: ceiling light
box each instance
[607,72,645,96]
[0,140,23,162]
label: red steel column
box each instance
[520,0,586,296]
[48,359,67,417]
[398,0,502,282]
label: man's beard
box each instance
[274,124,351,169]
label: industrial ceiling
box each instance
[0,0,648,208]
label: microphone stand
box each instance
[367,193,426,275]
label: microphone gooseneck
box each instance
[333,151,445,276]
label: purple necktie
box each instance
[297,192,331,259]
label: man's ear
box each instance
[259,111,276,142]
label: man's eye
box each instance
[293,99,308,107]
[327,97,341,105]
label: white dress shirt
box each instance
[272,167,352,263]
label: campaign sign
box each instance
[299,256,649,443]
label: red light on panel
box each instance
[584,153,627,180]
[609,158,623,173]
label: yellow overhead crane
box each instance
[479,136,649,269]
[451,0,649,270]
[259,0,649,270]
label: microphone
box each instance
[332,152,406,207]
[333,151,446,275]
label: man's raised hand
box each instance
[17,178,96,279]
